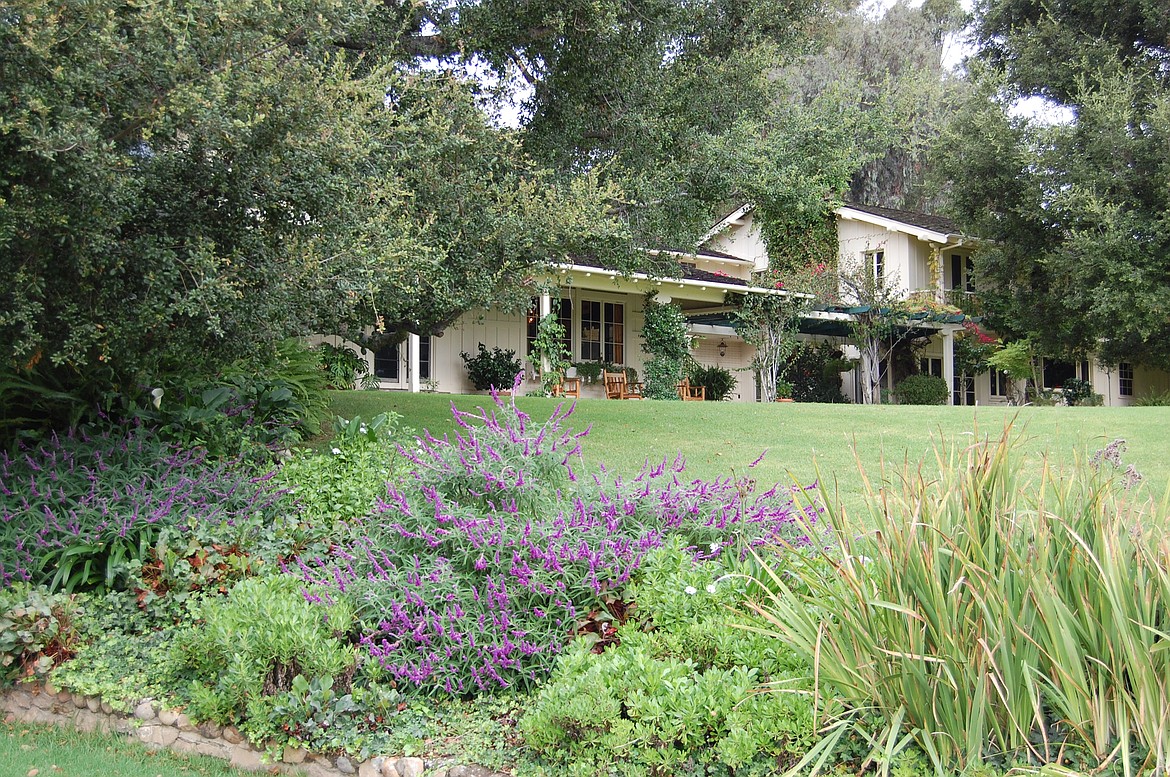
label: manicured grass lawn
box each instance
[0,720,252,777]
[328,391,1170,515]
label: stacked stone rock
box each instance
[2,685,507,777]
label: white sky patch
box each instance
[1008,94,1076,125]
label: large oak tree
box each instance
[937,0,1170,368]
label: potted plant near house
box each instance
[776,381,795,402]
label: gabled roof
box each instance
[839,202,959,236]
[699,201,971,247]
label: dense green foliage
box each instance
[686,363,738,402]
[786,341,849,403]
[318,343,372,391]
[521,543,820,776]
[640,295,691,400]
[460,344,524,391]
[939,0,1170,368]
[894,374,949,405]
[168,575,356,738]
[0,0,630,439]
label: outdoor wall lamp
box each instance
[718,340,727,357]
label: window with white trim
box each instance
[867,250,885,286]
[373,342,399,380]
[1119,362,1134,396]
[580,301,624,363]
[949,254,975,293]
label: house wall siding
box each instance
[707,212,769,271]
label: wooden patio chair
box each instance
[552,376,581,399]
[677,377,706,401]
[603,369,643,399]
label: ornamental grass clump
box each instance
[300,376,818,696]
[752,426,1170,777]
[0,426,288,592]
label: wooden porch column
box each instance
[942,327,955,406]
[408,332,421,393]
[539,293,552,375]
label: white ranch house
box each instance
[316,203,1170,406]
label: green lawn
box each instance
[328,391,1170,515]
[0,720,252,777]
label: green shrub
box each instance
[787,341,850,403]
[1134,389,1170,406]
[1060,377,1100,406]
[50,628,174,711]
[460,344,523,391]
[641,295,690,400]
[521,544,819,774]
[894,374,948,405]
[168,575,356,742]
[687,363,738,401]
[0,585,81,683]
[276,413,404,530]
[316,342,370,390]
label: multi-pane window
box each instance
[557,300,573,356]
[526,300,540,356]
[1042,359,1091,389]
[867,250,885,286]
[953,374,975,406]
[604,302,624,363]
[580,300,624,362]
[374,338,429,381]
[1119,362,1134,396]
[373,342,399,380]
[920,357,942,377]
[419,336,431,380]
[581,300,601,361]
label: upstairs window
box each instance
[867,250,885,286]
[950,254,975,292]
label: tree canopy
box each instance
[2,0,939,421]
[938,0,1170,368]
[0,0,631,397]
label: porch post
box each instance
[539,293,552,376]
[408,332,421,393]
[942,327,955,406]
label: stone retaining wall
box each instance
[2,683,505,777]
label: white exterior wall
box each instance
[689,334,755,402]
[1091,362,1170,406]
[707,212,770,271]
[837,219,923,300]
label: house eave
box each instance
[835,205,964,246]
[547,262,810,300]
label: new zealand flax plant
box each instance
[746,424,1170,777]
